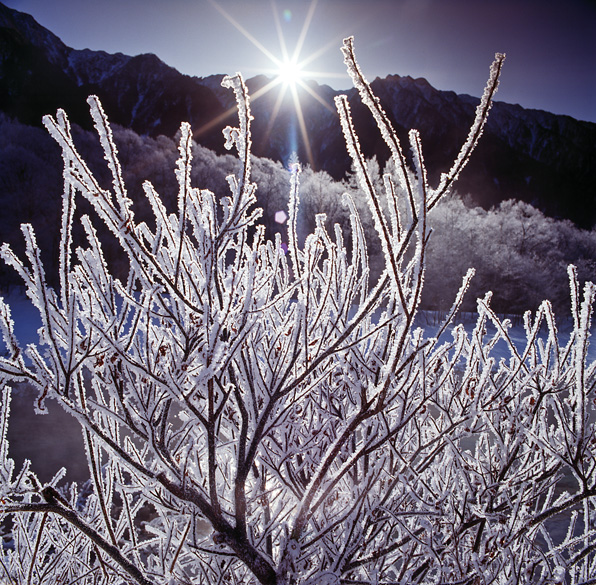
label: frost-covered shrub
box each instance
[0,38,595,585]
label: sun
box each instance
[206,0,343,169]
[277,58,304,87]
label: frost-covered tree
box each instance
[1,37,595,585]
[421,196,596,314]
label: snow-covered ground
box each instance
[1,288,43,351]
[415,308,596,364]
[3,287,596,370]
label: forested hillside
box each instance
[1,114,595,314]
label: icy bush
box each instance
[0,37,595,585]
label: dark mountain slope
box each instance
[0,3,230,150]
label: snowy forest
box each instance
[2,110,596,316]
[0,36,595,585]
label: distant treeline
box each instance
[1,114,594,314]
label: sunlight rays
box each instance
[207,0,341,170]
[207,0,280,66]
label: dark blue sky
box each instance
[4,0,596,122]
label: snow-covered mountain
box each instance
[1,1,595,227]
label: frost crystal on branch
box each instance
[0,37,595,585]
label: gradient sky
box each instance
[3,0,596,122]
